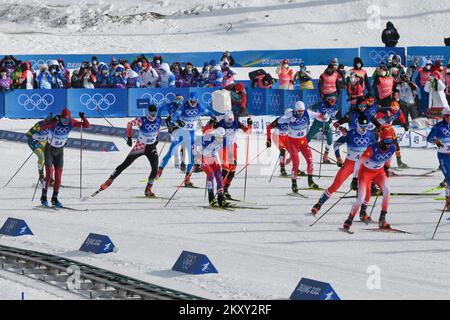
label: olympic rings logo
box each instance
[268,94,281,108]
[368,50,397,64]
[18,93,55,111]
[54,126,70,135]
[304,94,320,106]
[201,92,212,105]
[140,92,177,107]
[286,94,298,108]
[442,128,450,136]
[185,108,199,117]
[181,255,196,270]
[375,153,391,162]
[144,123,159,131]
[353,137,370,146]
[251,92,264,105]
[80,93,116,111]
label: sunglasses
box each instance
[382,139,393,144]
[148,111,157,117]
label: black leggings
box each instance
[111,143,159,184]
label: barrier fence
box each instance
[0,85,350,119]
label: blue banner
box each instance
[12,48,358,72]
[5,89,67,119]
[0,218,33,237]
[172,250,218,275]
[290,278,340,300]
[406,46,450,67]
[0,130,119,152]
[128,87,188,117]
[246,88,267,115]
[360,46,406,67]
[67,88,128,117]
[79,233,116,254]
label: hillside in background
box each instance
[0,0,449,54]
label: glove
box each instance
[33,140,42,149]
[208,117,217,125]
[336,157,343,167]
[333,121,340,129]
[177,120,185,128]
[127,137,132,147]
[435,139,444,148]
[328,118,333,124]
[403,124,409,131]
[350,177,358,191]
[233,160,237,166]
[266,140,272,148]
[79,112,85,119]
[247,117,253,125]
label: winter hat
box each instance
[353,57,363,67]
[235,82,245,93]
[209,60,217,67]
[61,108,71,119]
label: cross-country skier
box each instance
[206,111,252,200]
[28,108,90,207]
[342,127,396,232]
[266,108,292,176]
[306,95,339,164]
[311,116,375,220]
[164,95,187,170]
[376,101,409,168]
[194,126,230,207]
[333,97,380,131]
[98,104,162,197]
[282,101,318,193]
[157,92,216,187]
[25,113,54,185]
[427,108,450,210]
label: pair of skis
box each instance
[33,204,88,212]
[339,226,412,234]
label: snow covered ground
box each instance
[0,118,449,300]
[0,0,449,54]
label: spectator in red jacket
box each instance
[225,82,247,118]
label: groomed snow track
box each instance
[0,244,205,300]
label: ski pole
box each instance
[95,107,128,142]
[243,133,250,200]
[235,147,268,177]
[310,189,352,227]
[80,118,83,198]
[432,202,448,240]
[309,145,337,164]
[269,154,282,183]
[409,128,427,139]
[2,151,34,189]
[164,167,195,208]
[318,122,326,179]
[368,193,379,218]
[31,176,40,202]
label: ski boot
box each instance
[439,180,446,188]
[359,204,373,224]
[218,193,231,208]
[291,179,298,193]
[223,185,232,199]
[156,167,164,179]
[100,177,113,191]
[378,211,391,229]
[184,175,194,187]
[322,151,332,164]
[40,189,49,207]
[193,163,202,173]
[180,162,186,172]
[51,192,62,208]
[308,175,319,189]
[208,192,218,207]
[145,183,155,197]
[343,216,354,231]
[311,203,321,216]
[280,166,288,177]
[298,169,306,176]
[397,157,408,168]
